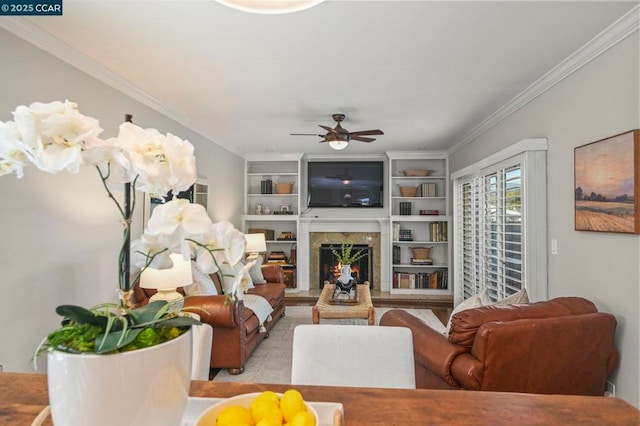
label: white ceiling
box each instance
[4,1,639,157]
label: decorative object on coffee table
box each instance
[330,243,368,293]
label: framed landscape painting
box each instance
[574,130,640,234]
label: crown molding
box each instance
[0,17,245,158]
[448,4,640,156]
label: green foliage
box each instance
[330,243,368,265]
[36,301,200,357]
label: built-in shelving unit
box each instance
[387,152,451,295]
[243,154,303,289]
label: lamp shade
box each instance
[328,140,349,150]
[140,253,193,290]
[245,233,267,254]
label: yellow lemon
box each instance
[280,389,307,423]
[255,419,282,426]
[255,391,280,406]
[250,398,283,424]
[216,405,252,426]
[291,411,316,426]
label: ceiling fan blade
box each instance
[319,125,337,134]
[350,129,384,137]
[290,133,323,137]
[352,136,376,143]
[318,139,329,143]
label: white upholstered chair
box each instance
[291,324,416,389]
[190,323,213,380]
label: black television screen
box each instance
[307,161,384,208]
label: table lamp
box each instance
[140,253,193,311]
[245,233,267,260]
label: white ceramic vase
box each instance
[47,328,192,426]
[338,264,353,285]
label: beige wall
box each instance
[0,29,245,372]
[449,34,640,406]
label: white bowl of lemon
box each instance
[196,389,319,426]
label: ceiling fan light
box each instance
[328,140,348,150]
[214,0,324,14]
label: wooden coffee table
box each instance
[312,281,375,325]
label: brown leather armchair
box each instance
[380,297,619,395]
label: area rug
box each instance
[212,306,445,384]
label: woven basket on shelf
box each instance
[402,169,431,177]
[399,186,418,197]
[274,182,294,194]
[411,247,431,260]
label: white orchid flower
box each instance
[116,122,196,197]
[130,234,174,270]
[11,100,103,174]
[0,121,32,178]
[146,198,212,249]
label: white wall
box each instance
[0,29,244,373]
[449,34,640,406]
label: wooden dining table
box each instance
[1,372,638,425]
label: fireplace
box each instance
[319,244,373,289]
[307,230,382,291]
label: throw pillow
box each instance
[184,263,218,296]
[220,261,255,294]
[247,255,267,284]
[445,289,491,335]
[494,288,529,305]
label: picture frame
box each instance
[574,129,640,234]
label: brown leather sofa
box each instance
[133,264,286,375]
[380,297,619,395]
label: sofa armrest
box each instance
[380,310,468,388]
[261,264,285,283]
[183,295,240,328]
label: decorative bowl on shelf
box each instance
[402,169,431,177]
[196,392,319,426]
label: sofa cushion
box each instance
[494,288,529,305]
[448,297,598,347]
[248,255,267,284]
[247,282,286,306]
[184,264,218,296]
[445,289,491,335]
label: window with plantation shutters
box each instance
[452,140,547,305]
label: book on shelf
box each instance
[260,179,273,194]
[392,270,448,289]
[398,229,413,241]
[417,183,437,197]
[411,258,433,265]
[399,201,412,215]
[392,245,401,264]
[429,222,448,242]
[393,223,401,241]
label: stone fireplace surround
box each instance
[297,218,390,292]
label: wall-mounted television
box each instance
[307,161,384,208]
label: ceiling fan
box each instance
[291,113,384,150]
